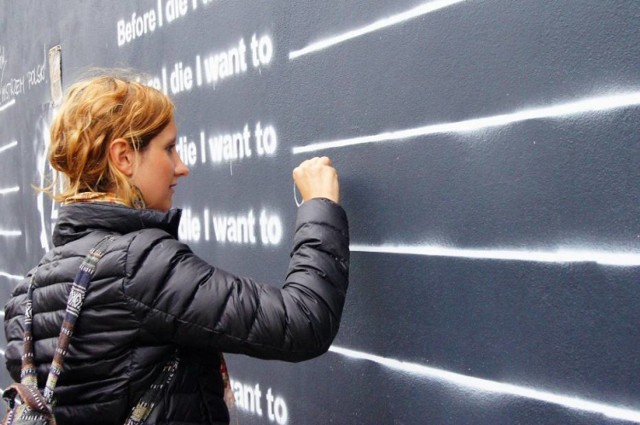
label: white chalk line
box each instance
[0,141,17,154]
[0,272,22,281]
[289,0,468,59]
[0,186,19,195]
[0,229,22,237]
[292,91,640,154]
[330,345,640,423]
[350,244,640,267]
[0,98,16,112]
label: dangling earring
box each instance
[131,184,147,209]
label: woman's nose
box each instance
[175,154,190,177]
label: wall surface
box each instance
[1,1,640,424]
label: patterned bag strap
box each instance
[123,351,180,425]
[20,235,115,404]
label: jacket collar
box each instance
[52,202,182,246]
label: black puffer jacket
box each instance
[4,198,349,424]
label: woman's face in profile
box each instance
[130,118,190,212]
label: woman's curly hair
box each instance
[46,72,174,206]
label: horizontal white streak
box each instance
[0,141,18,154]
[0,99,16,112]
[330,345,640,423]
[0,272,22,281]
[0,229,22,237]
[292,92,640,154]
[350,244,640,266]
[0,186,19,195]
[289,0,467,59]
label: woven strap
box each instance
[20,235,115,404]
[124,352,180,425]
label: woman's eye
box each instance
[166,144,176,152]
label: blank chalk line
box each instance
[0,186,19,195]
[330,345,640,423]
[0,272,22,281]
[292,91,640,154]
[0,229,22,237]
[0,186,26,242]
[0,98,16,112]
[0,141,17,154]
[289,0,468,59]
[350,244,640,266]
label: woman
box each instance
[3,74,349,424]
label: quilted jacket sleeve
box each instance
[123,198,349,361]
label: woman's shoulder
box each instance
[125,226,190,255]
[121,227,193,276]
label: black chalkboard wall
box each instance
[1,1,640,424]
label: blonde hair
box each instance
[46,73,175,206]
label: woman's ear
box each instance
[109,138,135,176]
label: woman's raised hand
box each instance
[292,156,340,204]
